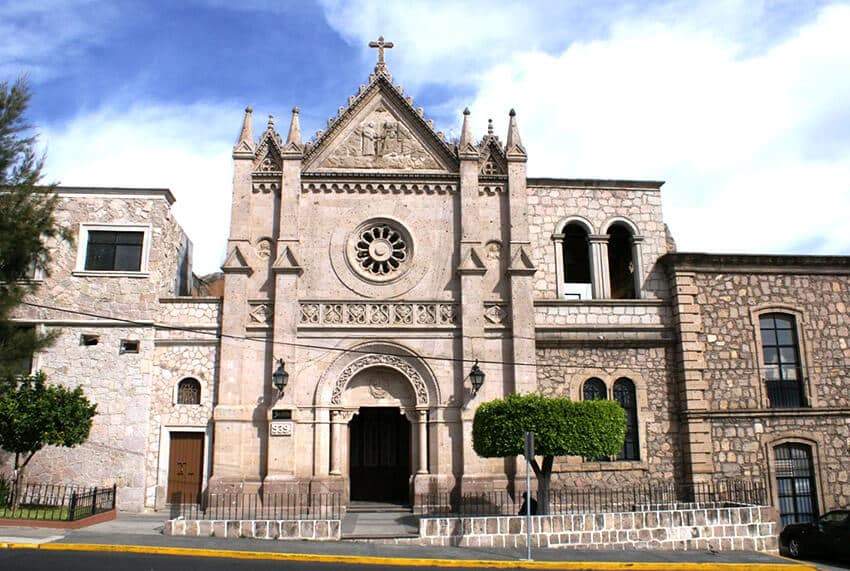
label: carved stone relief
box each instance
[255,238,273,260]
[249,303,273,325]
[318,103,441,170]
[484,303,509,326]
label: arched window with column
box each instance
[177,378,201,405]
[562,222,592,300]
[613,378,639,460]
[607,222,637,299]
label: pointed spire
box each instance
[233,106,255,155]
[283,106,303,155]
[505,108,527,160]
[458,107,477,158]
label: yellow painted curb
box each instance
[1,542,817,570]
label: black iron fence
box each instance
[416,478,768,517]
[171,492,342,521]
[0,478,116,522]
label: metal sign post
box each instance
[524,431,534,561]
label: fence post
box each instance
[91,488,99,516]
[112,484,117,510]
[68,491,78,522]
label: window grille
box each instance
[177,378,201,405]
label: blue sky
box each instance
[3,0,849,273]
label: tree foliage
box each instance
[0,372,97,507]
[0,77,69,376]
[473,393,627,514]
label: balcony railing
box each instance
[765,379,807,409]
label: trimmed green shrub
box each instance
[473,393,626,514]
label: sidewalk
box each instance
[0,512,816,569]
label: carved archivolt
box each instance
[331,353,428,406]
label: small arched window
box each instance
[613,378,639,460]
[607,223,636,299]
[562,222,592,299]
[582,378,607,401]
[177,378,201,405]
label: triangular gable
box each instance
[272,245,302,274]
[480,142,507,176]
[457,246,487,275]
[254,128,284,172]
[507,246,537,276]
[222,245,252,274]
[304,74,457,173]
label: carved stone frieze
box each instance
[298,302,457,327]
[331,353,428,405]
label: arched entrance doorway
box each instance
[340,366,417,505]
[349,407,410,502]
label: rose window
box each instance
[354,223,408,277]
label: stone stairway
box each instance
[341,502,419,540]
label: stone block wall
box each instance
[526,182,670,300]
[0,326,154,511]
[165,518,341,540]
[693,272,850,410]
[535,345,681,486]
[417,505,778,552]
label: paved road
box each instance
[0,550,481,570]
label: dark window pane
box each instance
[613,378,639,461]
[779,347,797,365]
[763,347,779,364]
[114,244,143,271]
[782,365,799,381]
[85,231,144,271]
[563,223,591,284]
[761,329,777,345]
[775,316,794,329]
[776,330,794,345]
[759,315,775,329]
[775,443,818,526]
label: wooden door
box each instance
[349,408,410,503]
[167,432,204,504]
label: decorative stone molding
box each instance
[302,181,455,194]
[331,353,429,406]
[249,303,273,325]
[484,303,510,326]
[478,185,505,195]
[252,181,280,194]
[299,301,457,328]
[348,220,412,283]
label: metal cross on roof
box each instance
[369,36,394,71]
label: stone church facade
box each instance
[6,45,850,525]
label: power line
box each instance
[20,300,850,374]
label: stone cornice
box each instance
[683,407,850,419]
[662,252,850,275]
[534,298,667,307]
[526,178,664,191]
[302,180,456,194]
[53,186,176,205]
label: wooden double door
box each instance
[349,407,411,503]
[167,432,204,504]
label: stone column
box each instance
[211,246,253,487]
[329,411,342,476]
[417,410,429,475]
[666,268,714,483]
[589,234,611,299]
[505,110,537,395]
[631,235,645,299]
[551,233,565,298]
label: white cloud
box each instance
[40,103,240,274]
[322,1,850,255]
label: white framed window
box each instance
[74,224,152,277]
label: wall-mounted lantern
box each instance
[469,359,485,396]
[272,359,289,395]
